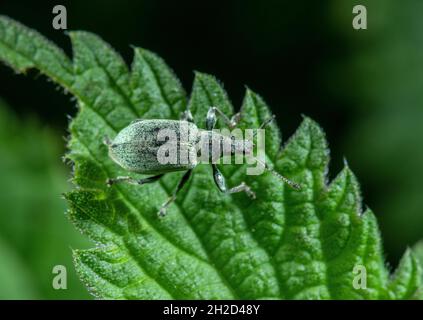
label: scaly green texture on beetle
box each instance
[0,15,422,299]
[104,109,298,216]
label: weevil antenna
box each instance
[253,115,276,139]
[255,158,301,190]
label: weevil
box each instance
[104,106,300,216]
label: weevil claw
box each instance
[103,135,112,146]
[158,207,167,218]
[245,186,256,199]
[106,178,113,187]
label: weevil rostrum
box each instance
[104,106,300,217]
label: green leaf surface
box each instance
[411,241,423,299]
[0,15,421,300]
[413,241,423,273]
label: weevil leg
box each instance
[158,169,193,217]
[258,114,276,129]
[106,174,164,187]
[180,109,194,123]
[212,164,256,199]
[206,106,241,130]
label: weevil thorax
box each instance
[196,130,253,163]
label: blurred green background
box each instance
[0,0,422,299]
[0,98,90,299]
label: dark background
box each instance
[1,1,349,137]
[1,0,422,298]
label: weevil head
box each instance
[231,138,253,156]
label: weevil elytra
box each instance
[104,106,300,217]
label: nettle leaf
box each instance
[413,241,423,273]
[385,248,422,300]
[0,15,421,300]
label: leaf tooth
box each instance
[239,88,282,159]
[73,247,174,300]
[323,165,363,217]
[69,30,130,87]
[188,72,234,127]
[278,116,329,174]
[0,15,74,86]
[131,47,187,119]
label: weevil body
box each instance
[108,119,199,174]
[104,107,300,216]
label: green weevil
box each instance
[104,106,300,216]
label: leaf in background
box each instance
[0,236,36,299]
[330,0,423,261]
[0,16,421,299]
[0,98,91,299]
